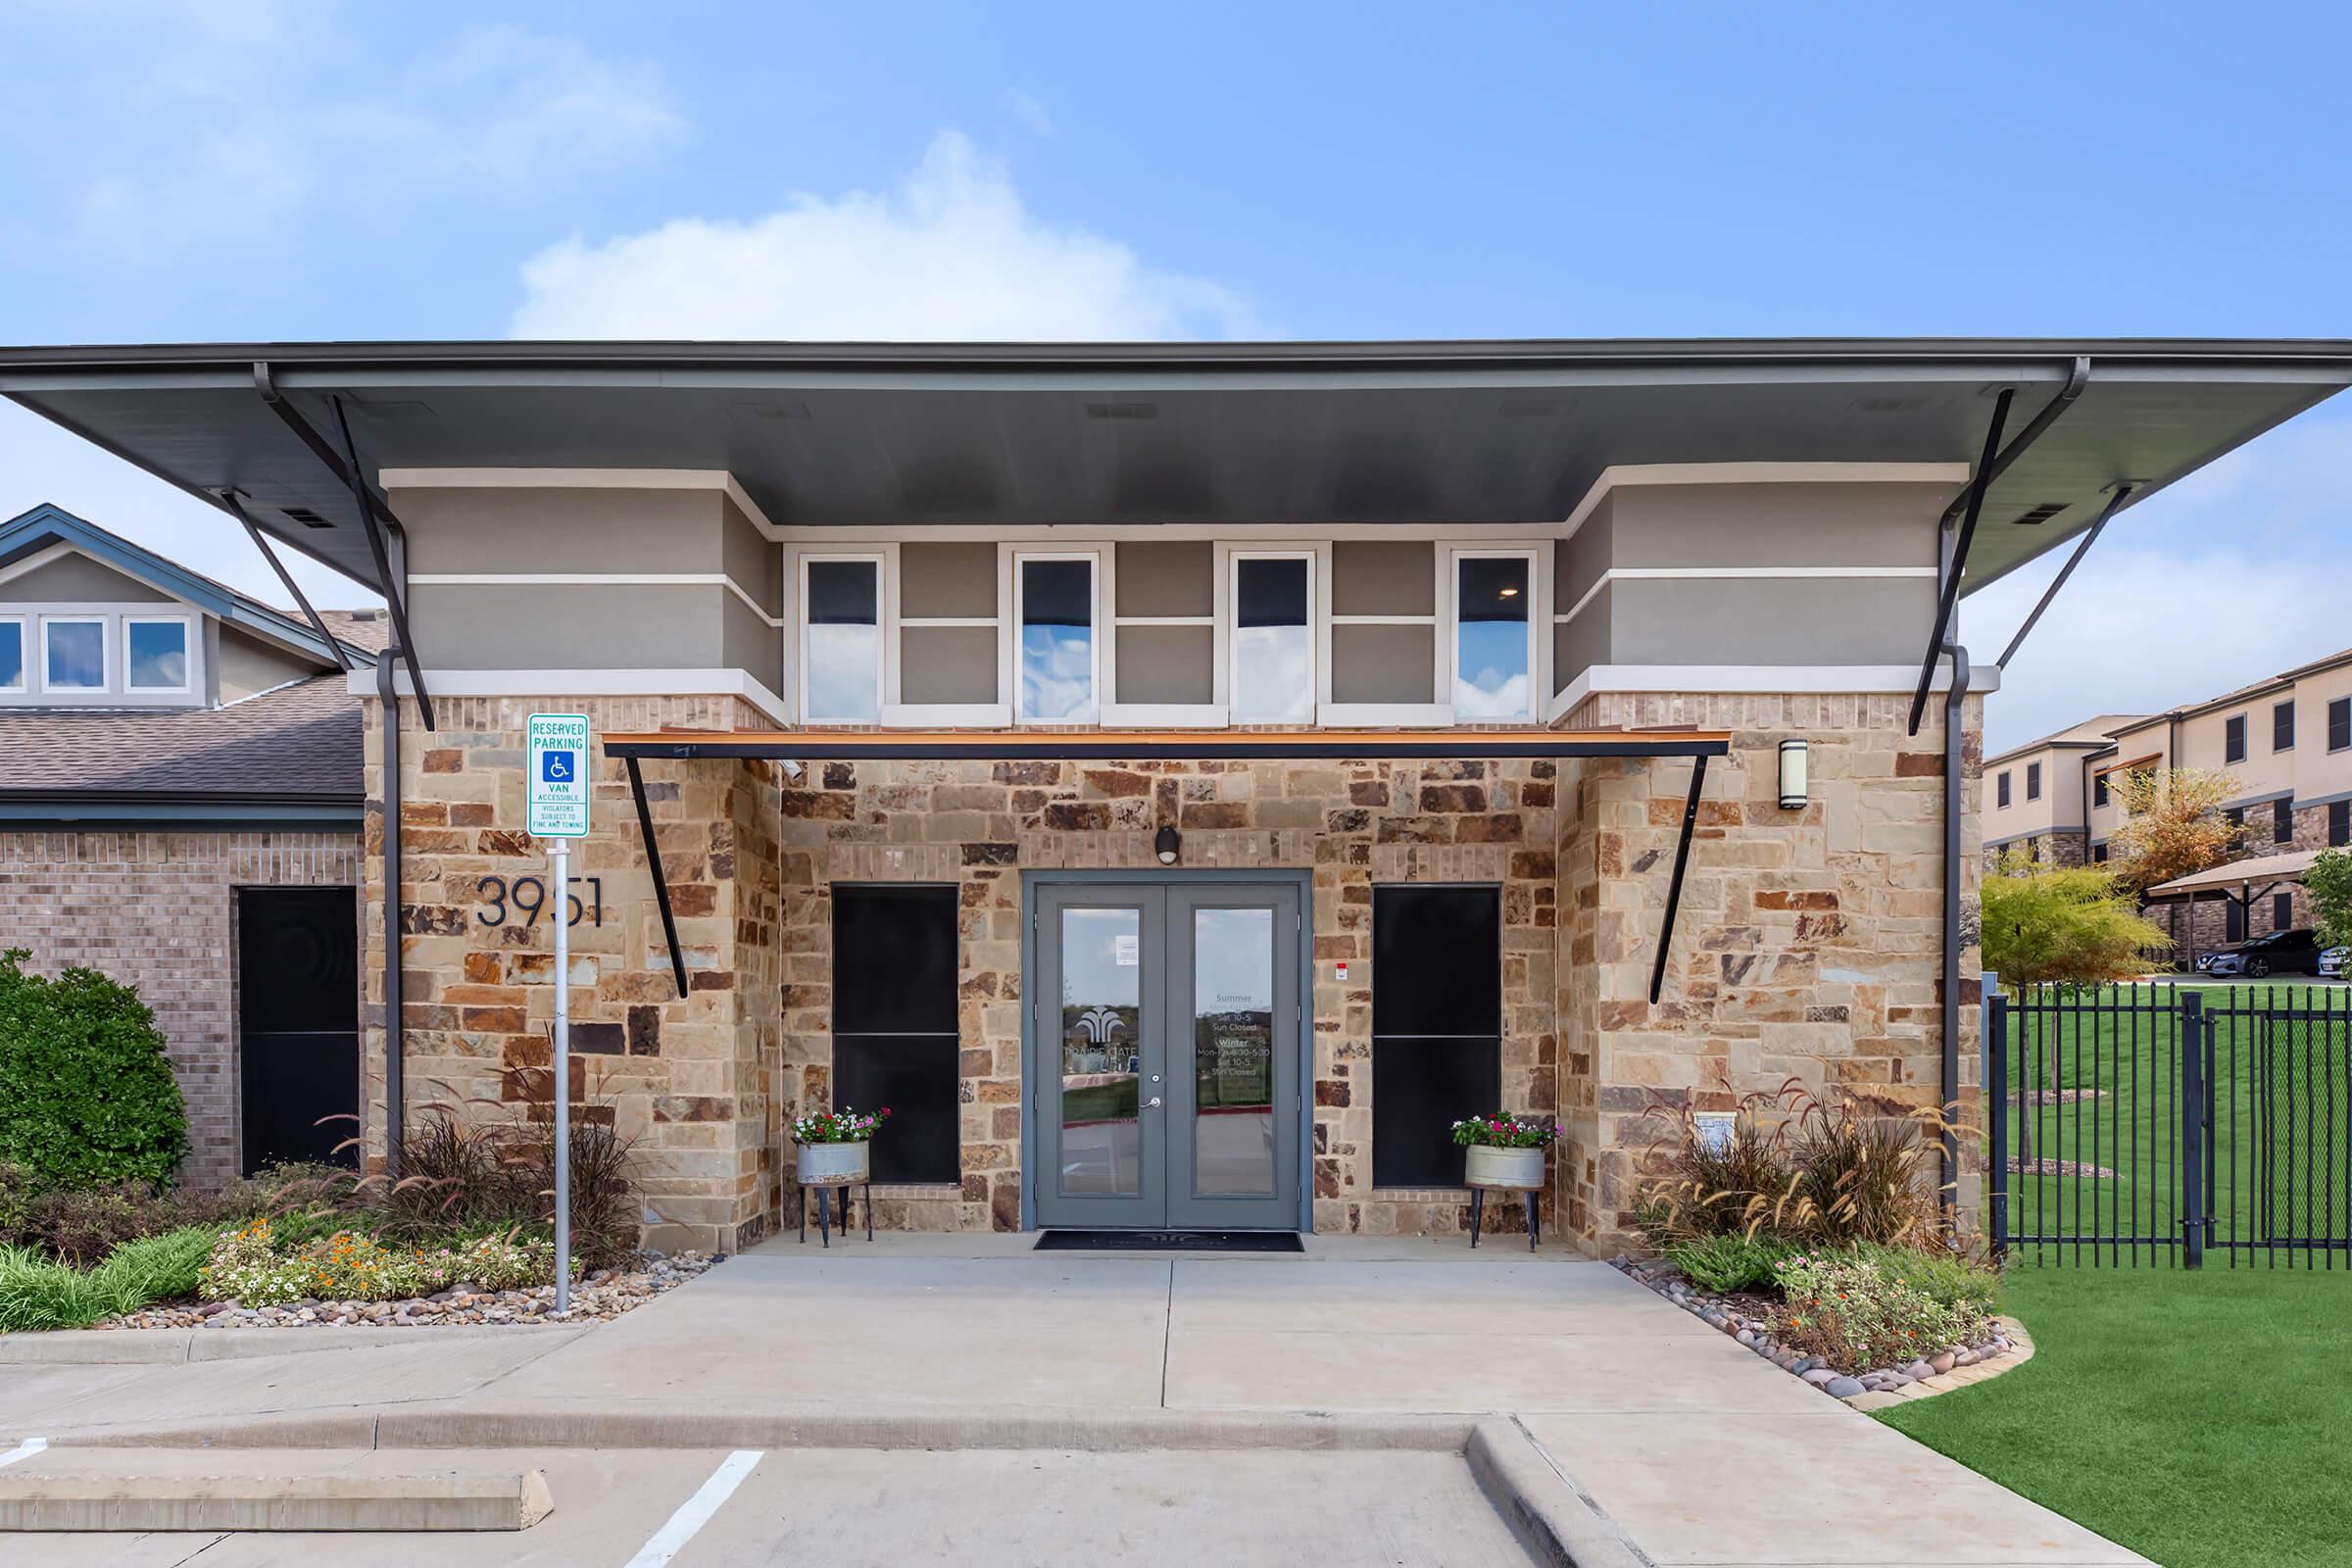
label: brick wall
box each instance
[0,829,362,1190]
[1552,692,1983,1253]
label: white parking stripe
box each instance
[623,1448,763,1568]
[0,1438,47,1470]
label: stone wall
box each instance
[1551,691,1982,1254]
[362,694,783,1252]
[1982,830,2085,872]
[775,756,1561,1235]
[0,829,361,1191]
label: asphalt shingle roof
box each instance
[0,675,360,802]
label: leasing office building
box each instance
[4,337,2343,1253]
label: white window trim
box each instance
[38,613,110,695]
[1221,545,1317,726]
[1006,545,1110,726]
[0,614,24,693]
[1314,545,1447,727]
[1446,544,1544,724]
[792,549,893,725]
[122,613,197,696]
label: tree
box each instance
[2308,847,2352,950]
[0,949,188,1190]
[2105,767,2246,900]
[1981,858,2171,991]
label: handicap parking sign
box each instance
[526,713,591,837]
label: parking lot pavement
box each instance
[0,1446,1533,1568]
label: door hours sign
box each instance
[526,713,592,838]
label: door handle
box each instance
[1146,1097,1164,1109]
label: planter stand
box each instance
[1464,1144,1545,1251]
[799,1173,873,1247]
[1467,1184,1541,1251]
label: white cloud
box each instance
[1974,407,2352,754]
[1001,89,1054,137]
[0,401,373,611]
[510,131,1258,341]
[60,12,685,259]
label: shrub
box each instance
[0,949,188,1190]
[1847,1240,2002,1316]
[0,1224,221,1332]
[1789,1093,1943,1248]
[1663,1232,1799,1293]
[1771,1250,1989,1369]
[1635,1084,1810,1245]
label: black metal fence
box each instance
[1987,983,2352,1267]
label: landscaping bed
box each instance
[101,1250,720,1329]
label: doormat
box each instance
[1034,1230,1304,1253]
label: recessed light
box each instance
[1497,586,1520,598]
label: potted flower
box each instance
[792,1105,890,1184]
[1451,1112,1560,1189]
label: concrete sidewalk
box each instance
[0,1238,2149,1566]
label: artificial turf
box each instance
[1878,1264,2352,1568]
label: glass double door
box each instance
[1033,882,1301,1230]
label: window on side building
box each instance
[2329,800,2349,847]
[2092,842,2109,864]
[123,616,191,693]
[2226,713,2247,764]
[2275,892,2294,932]
[2226,806,2245,832]
[1450,553,1533,719]
[1997,771,2011,808]
[831,884,960,1184]
[2093,770,2109,808]
[1371,885,1501,1188]
[1017,555,1099,722]
[2275,699,2296,752]
[1230,553,1313,723]
[2275,798,2294,845]
[2226,901,2246,944]
[2332,697,2352,753]
[803,557,883,722]
[0,617,23,692]
[40,616,105,692]
[2026,761,2041,802]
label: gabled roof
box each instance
[0,673,360,825]
[1984,713,2148,769]
[0,503,374,668]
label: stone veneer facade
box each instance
[0,829,363,1191]
[363,688,1980,1254]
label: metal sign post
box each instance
[526,713,591,1314]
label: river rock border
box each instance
[1612,1255,2034,1411]
[96,1251,723,1331]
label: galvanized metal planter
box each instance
[1464,1144,1544,1190]
[796,1140,872,1185]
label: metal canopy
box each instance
[3,337,2345,597]
[601,726,1731,1002]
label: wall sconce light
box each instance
[1154,824,1182,865]
[1779,739,1809,810]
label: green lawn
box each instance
[2001,982,2352,1261]
[1880,1267,2352,1568]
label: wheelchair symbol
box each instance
[541,751,575,784]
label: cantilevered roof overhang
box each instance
[4,337,2348,597]
[602,725,1731,1007]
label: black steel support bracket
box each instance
[1996,484,2135,670]
[1648,754,1710,1004]
[220,488,354,673]
[626,756,691,1001]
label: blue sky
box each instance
[3,1,2347,751]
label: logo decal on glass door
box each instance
[1077,1006,1126,1044]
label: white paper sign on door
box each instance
[1112,933,1140,966]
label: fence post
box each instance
[2180,990,2205,1270]
[1986,988,2009,1263]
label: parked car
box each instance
[2322,945,2348,980]
[2204,928,2325,978]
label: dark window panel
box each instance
[1235,556,1308,628]
[1457,556,1529,623]
[2227,901,2247,943]
[2092,842,2108,863]
[1997,772,2011,808]
[833,1034,960,1183]
[2275,892,2294,932]
[1021,558,1094,628]
[2331,801,2350,847]
[833,885,959,1034]
[2275,700,2296,752]
[2332,697,2352,752]
[2226,714,2247,764]
[1372,885,1500,1036]
[2093,772,2108,808]
[2275,798,2294,844]
[807,559,878,625]
[1369,1035,1502,1188]
[2026,762,2041,801]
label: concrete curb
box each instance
[0,1466,554,1532]
[1842,1315,2037,1414]
[1465,1420,1650,1568]
[0,1324,584,1366]
[53,1403,1479,1455]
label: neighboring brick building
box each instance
[1988,644,2352,955]
[7,335,2342,1255]
[0,505,381,1189]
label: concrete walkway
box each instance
[0,1237,2149,1566]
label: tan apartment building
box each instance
[1987,647,2352,952]
[5,336,2347,1255]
